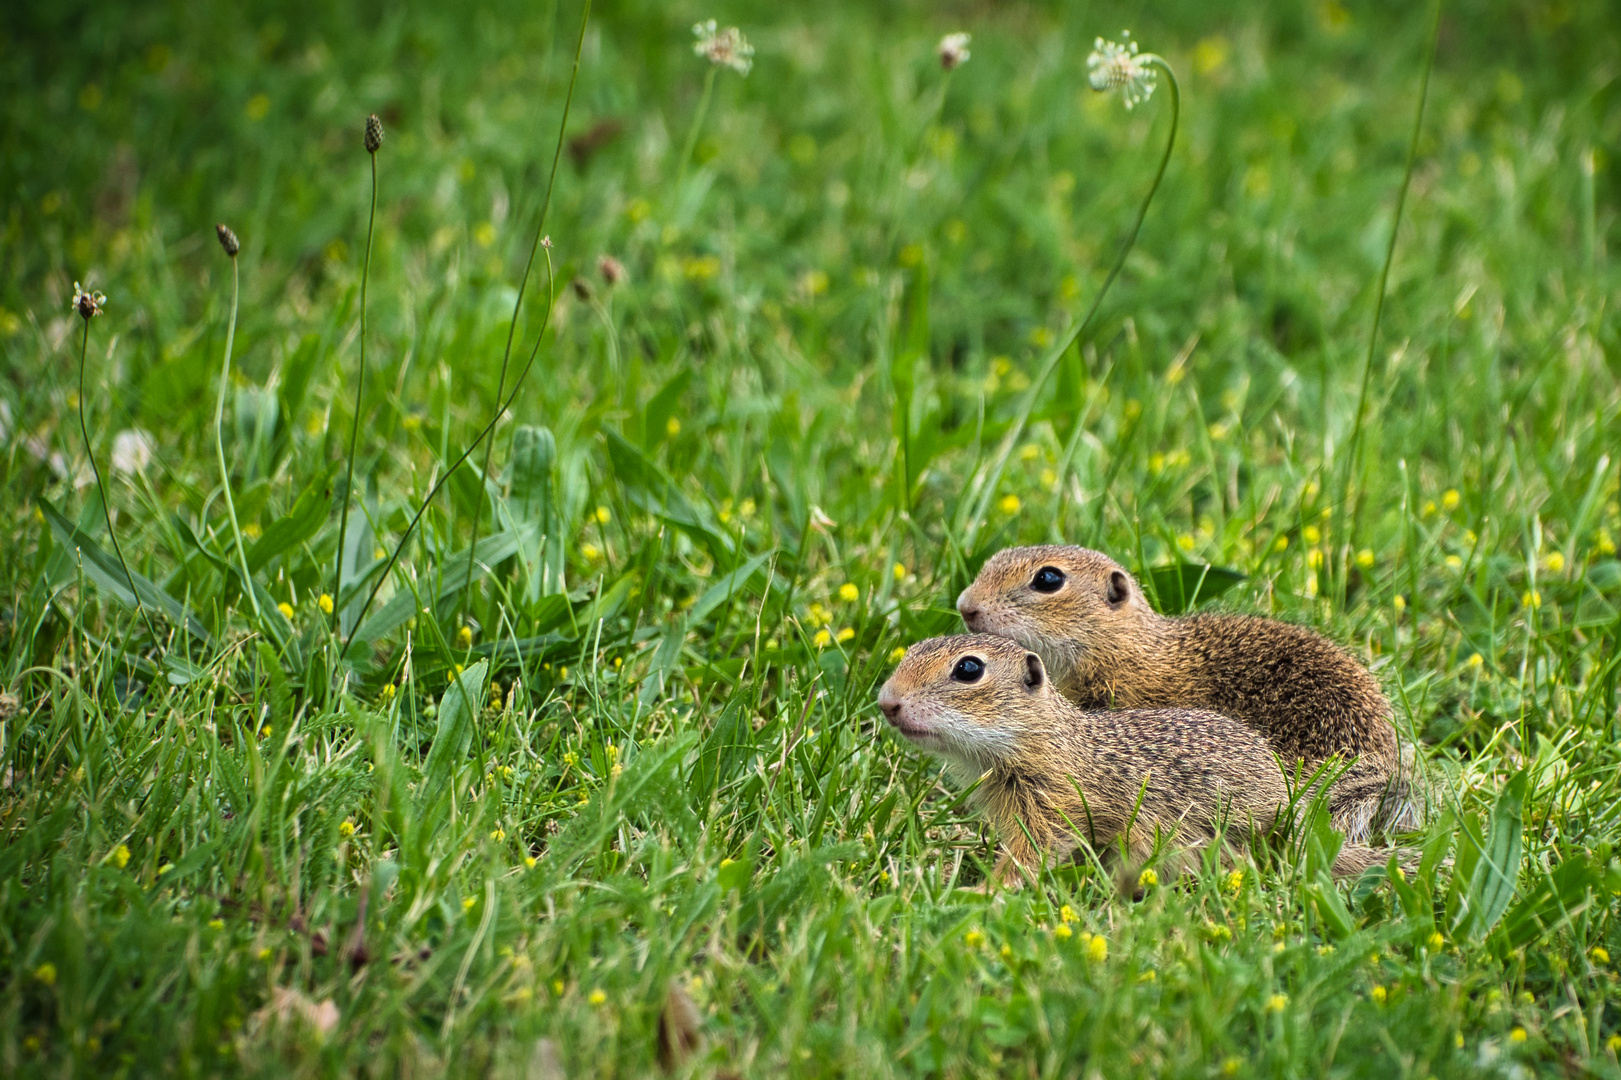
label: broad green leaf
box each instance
[1144,562,1247,615]
[41,498,213,644]
[643,368,693,449]
[247,471,330,572]
[1454,771,1526,940]
[604,430,733,561]
[1306,871,1357,939]
[421,660,488,794]
[1489,853,1602,955]
[509,425,566,598]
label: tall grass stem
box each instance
[1339,0,1441,598]
[961,57,1179,543]
[214,256,261,621]
[76,319,160,644]
[675,66,717,189]
[336,151,379,628]
[459,0,594,619]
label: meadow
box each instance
[2,0,1620,1075]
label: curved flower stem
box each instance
[336,150,379,629]
[215,256,261,621]
[77,319,160,643]
[458,0,592,625]
[341,252,555,662]
[1338,0,1441,599]
[962,57,1179,543]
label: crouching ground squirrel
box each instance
[877,634,1392,886]
[957,545,1426,841]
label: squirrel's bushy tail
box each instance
[1329,743,1430,843]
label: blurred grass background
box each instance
[2,0,1621,1075]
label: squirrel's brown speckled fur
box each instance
[956,545,1426,841]
[877,634,1391,886]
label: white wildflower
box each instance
[111,428,154,475]
[693,19,753,75]
[1087,32,1157,109]
[938,32,971,71]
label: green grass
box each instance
[4,0,1621,1075]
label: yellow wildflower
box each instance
[1427,931,1445,950]
[1138,868,1158,888]
[1088,935,1108,963]
[209,919,225,931]
[998,494,1021,515]
[964,929,985,948]
[1467,652,1484,669]
[1265,993,1288,1013]
[457,626,473,648]
[338,820,355,838]
[1441,489,1460,511]
[34,962,56,986]
[463,897,476,911]
[277,602,295,620]
[1509,1027,1526,1043]
[1054,924,1073,940]
[1591,946,1610,965]
[836,627,855,643]
[318,593,334,615]
[112,844,131,868]
[1303,525,1321,545]
[589,989,607,1006]
[1060,904,1077,923]
[888,646,907,663]
[813,629,832,649]
[838,582,859,603]
[1371,985,1387,1004]
[1356,549,1374,569]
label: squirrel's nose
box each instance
[957,589,982,629]
[877,693,902,725]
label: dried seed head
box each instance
[71,281,106,321]
[364,114,384,154]
[938,32,971,72]
[216,224,240,257]
[597,254,627,287]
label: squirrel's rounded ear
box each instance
[1106,569,1130,606]
[1023,653,1045,689]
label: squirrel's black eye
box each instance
[1031,566,1066,593]
[950,656,985,683]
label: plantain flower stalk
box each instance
[335,114,383,634]
[213,224,261,621]
[72,283,160,642]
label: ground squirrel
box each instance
[956,545,1425,841]
[877,634,1391,886]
